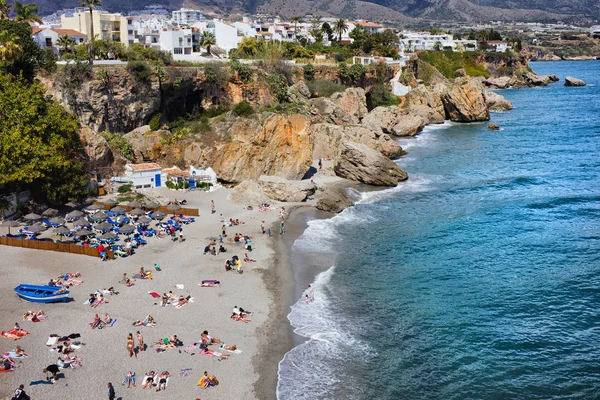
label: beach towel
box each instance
[148,292,161,298]
[179,368,192,377]
[89,319,116,329]
[220,344,242,354]
[46,336,59,346]
[123,372,137,385]
[1,329,30,340]
[90,298,108,308]
[175,284,184,289]
[4,351,26,358]
[184,343,200,354]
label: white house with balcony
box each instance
[172,8,205,26]
[193,20,242,55]
[32,27,86,55]
[159,28,193,55]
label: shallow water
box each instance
[277,60,600,400]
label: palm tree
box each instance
[333,18,348,42]
[57,35,77,55]
[309,18,323,44]
[13,1,42,24]
[199,31,216,55]
[0,0,10,19]
[290,15,302,41]
[80,0,102,42]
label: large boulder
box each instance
[79,126,113,167]
[441,79,489,122]
[309,97,356,125]
[312,123,405,159]
[330,87,369,123]
[484,76,512,89]
[391,114,426,136]
[361,106,427,137]
[334,142,408,186]
[564,76,586,86]
[258,175,316,202]
[227,180,270,205]
[404,85,446,119]
[485,91,513,112]
[208,113,313,182]
[288,80,311,102]
[316,185,356,213]
[123,128,165,163]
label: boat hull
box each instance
[14,285,69,303]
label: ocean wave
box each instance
[277,266,374,400]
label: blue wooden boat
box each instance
[14,284,69,303]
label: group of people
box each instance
[224,255,244,274]
[91,313,113,329]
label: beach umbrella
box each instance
[110,206,126,214]
[83,196,96,205]
[75,220,91,228]
[96,222,113,231]
[129,208,145,216]
[144,201,160,209]
[23,212,41,221]
[74,229,92,238]
[151,210,166,220]
[1,219,19,234]
[54,226,70,235]
[119,224,136,235]
[67,210,84,218]
[100,232,117,240]
[103,199,117,206]
[137,216,152,224]
[91,212,108,221]
[167,204,181,212]
[127,200,142,208]
[65,201,80,208]
[86,203,104,211]
[49,217,66,225]
[28,223,47,233]
[42,208,59,216]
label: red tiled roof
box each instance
[358,22,382,28]
[51,28,86,36]
[126,163,162,171]
[31,27,45,34]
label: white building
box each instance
[356,21,384,34]
[172,8,204,26]
[124,163,165,189]
[193,20,242,55]
[189,166,218,186]
[32,27,86,55]
[159,28,194,55]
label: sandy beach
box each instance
[0,186,293,400]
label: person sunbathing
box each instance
[221,344,237,351]
[103,313,113,325]
[201,348,230,360]
[243,253,255,262]
[232,313,251,323]
[218,245,226,254]
[125,278,134,287]
[142,371,156,388]
[120,273,128,283]
[13,323,21,332]
[161,293,168,307]
[157,371,170,391]
[0,358,14,371]
[125,371,136,388]
[201,330,220,344]
[14,345,26,357]
[91,314,103,329]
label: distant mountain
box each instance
[33,0,599,23]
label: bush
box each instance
[303,63,315,81]
[306,79,346,97]
[266,74,289,103]
[149,113,162,131]
[230,60,254,84]
[204,62,229,85]
[102,132,134,160]
[127,60,152,84]
[367,84,401,109]
[165,181,175,189]
[232,101,254,117]
[117,183,133,193]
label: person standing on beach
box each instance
[308,285,315,303]
[107,382,115,400]
[43,364,60,383]
[261,220,265,234]
[137,331,144,351]
[280,221,285,234]
[211,200,215,214]
[12,384,29,400]
[267,228,272,237]
[318,158,322,170]
[127,333,136,358]
[222,225,227,237]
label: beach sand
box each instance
[0,186,288,400]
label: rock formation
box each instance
[123,127,165,163]
[316,185,356,213]
[79,126,113,167]
[484,76,512,89]
[484,91,513,112]
[258,175,316,202]
[488,123,500,130]
[441,79,490,122]
[227,180,270,204]
[564,76,587,86]
[334,142,408,186]
[361,106,427,137]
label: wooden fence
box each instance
[95,202,199,217]
[0,236,115,259]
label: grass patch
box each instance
[418,51,491,79]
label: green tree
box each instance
[0,19,54,81]
[334,18,348,42]
[0,29,21,64]
[0,0,9,19]
[199,31,217,55]
[321,22,334,42]
[309,18,323,44]
[266,73,288,102]
[56,35,77,55]
[291,16,302,42]
[13,1,42,24]
[0,74,88,202]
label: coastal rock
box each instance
[404,85,446,120]
[330,87,369,123]
[485,91,513,112]
[123,129,165,163]
[258,175,316,202]
[484,76,512,89]
[408,105,446,125]
[564,76,587,87]
[334,142,408,186]
[316,185,355,213]
[548,75,559,82]
[309,97,356,125]
[79,126,113,167]
[520,71,558,87]
[287,80,311,102]
[208,113,313,182]
[488,123,500,130]
[391,114,426,136]
[312,123,405,159]
[227,180,270,205]
[441,79,490,122]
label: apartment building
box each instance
[61,8,128,45]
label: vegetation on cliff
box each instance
[0,74,87,202]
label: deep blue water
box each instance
[278,61,600,399]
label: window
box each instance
[45,38,52,47]
[174,48,183,54]
[128,30,133,35]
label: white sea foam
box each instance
[277,266,373,400]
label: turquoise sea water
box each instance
[278,60,600,399]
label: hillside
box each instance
[33,0,599,23]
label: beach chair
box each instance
[43,219,60,228]
[107,217,121,226]
[114,246,129,258]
